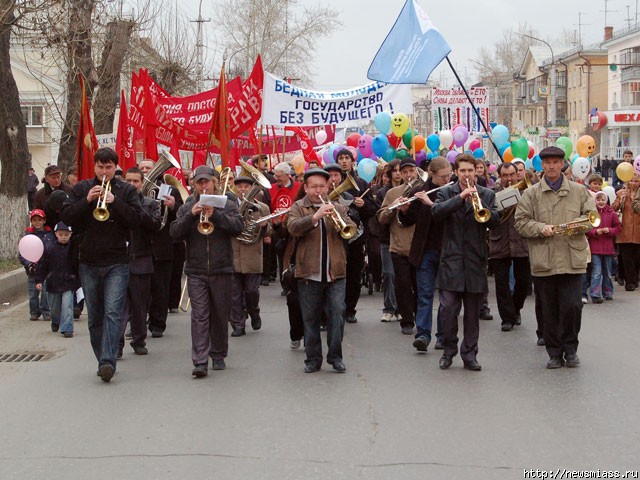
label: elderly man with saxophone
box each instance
[229,175,273,337]
[61,147,142,383]
[432,154,499,372]
[170,165,244,378]
[287,168,356,374]
[515,146,595,370]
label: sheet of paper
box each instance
[157,183,171,200]
[76,288,84,302]
[199,194,228,209]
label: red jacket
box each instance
[270,181,301,212]
[586,205,622,255]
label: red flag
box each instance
[208,64,231,168]
[286,126,320,163]
[76,75,98,181]
[115,91,136,171]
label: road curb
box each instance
[0,268,27,304]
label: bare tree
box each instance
[215,0,340,83]
[0,0,32,259]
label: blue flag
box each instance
[367,0,451,84]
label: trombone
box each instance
[93,175,111,221]
[466,179,491,223]
[319,197,357,240]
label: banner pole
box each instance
[445,56,503,162]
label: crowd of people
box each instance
[20,143,640,381]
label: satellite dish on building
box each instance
[612,102,619,110]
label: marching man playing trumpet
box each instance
[431,154,499,371]
[515,146,595,370]
[61,147,142,383]
[287,168,356,374]
[170,165,243,378]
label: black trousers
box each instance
[168,242,185,309]
[148,259,172,333]
[367,235,382,286]
[391,253,417,328]
[230,273,261,329]
[120,273,151,349]
[439,290,482,362]
[532,274,583,358]
[286,287,304,342]
[619,243,640,288]
[533,285,544,340]
[345,242,365,316]
[490,257,531,326]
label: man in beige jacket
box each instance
[515,146,595,369]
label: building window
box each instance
[21,105,44,126]
[620,47,640,67]
[556,70,566,87]
[622,81,640,106]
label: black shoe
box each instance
[617,276,625,286]
[331,360,346,373]
[564,353,581,368]
[73,307,81,319]
[125,330,133,339]
[133,345,148,355]
[51,323,59,333]
[192,364,208,378]
[231,328,246,337]
[537,337,546,346]
[501,323,514,332]
[260,279,270,286]
[434,338,444,350]
[514,313,521,325]
[401,326,414,335]
[546,356,565,369]
[29,315,39,321]
[592,297,604,304]
[151,329,164,338]
[212,359,226,370]
[439,355,453,369]
[479,312,493,320]
[251,315,262,331]
[280,289,287,296]
[62,332,73,338]
[625,284,637,291]
[412,336,430,352]
[463,359,482,371]
[98,364,114,383]
[345,315,357,324]
[304,363,321,373]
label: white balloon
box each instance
[572,157,591,180]
[315,130,328,145]
[603,185,616,205]
[439,130,453,149]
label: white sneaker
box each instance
[290,339,301,350]
[582,296,588,304]
[380,312,394,322]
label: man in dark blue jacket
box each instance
[170,165,243,378]
[61,148,142,383]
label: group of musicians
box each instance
[58,143,595,382]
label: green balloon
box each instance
[395,149,410,160]
[382,146,396,161]
[402,129,418,149]
[511,137,529,160]
[555,137,573,159]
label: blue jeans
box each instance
[28,277,49,318]
[415,249,442,341]
[590,254,614,299]
[48,290,74,334]
[80,263,130,370]
[380,243,397,314]
[297,278,346,367]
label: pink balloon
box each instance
[357,134,374,158]
[453,126,469,148]
[315,129,328,145]
[488,164,497,174]
[469,139,481,152]
[347,146,358,161]
[18,234,44,263]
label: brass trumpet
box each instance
[319,197,357,240]
[466,179,491,223]
[93,175,111,221]
[198,206,214,235]
[553,211,601,236]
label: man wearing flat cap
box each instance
[515,146,595,370]
[229,176,272,337]
[170,165,244,378]
[287,168,356,374]
[35,164,72,229]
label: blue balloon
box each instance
[532,154,542,172]
[492,124,510,149]
[382,146,396,162]
[374,111,392,135]
[357,158,377,183]
[472,148,485,159]
[525,158,532,170]
[499,144,508,156]
[427,152,436,160]
[372,134,390,157]
[426,134,440,152]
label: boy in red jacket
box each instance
[587,191,622,302]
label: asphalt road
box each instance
[0,280,639,480]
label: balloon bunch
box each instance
[554,135,598,181]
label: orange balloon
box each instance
[503,147,514,162]
[413,135,426,152]
[291,155,305,175]
[617,162,635,182]
[576,135,596,157]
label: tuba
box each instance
[329,172,360,201]
[235,160,273,245]
[142,151,181,198]
[553,211,601,236]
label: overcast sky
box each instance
[184,0,637,90]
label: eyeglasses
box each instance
[434,172,452,180]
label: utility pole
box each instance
[191,0,210,92]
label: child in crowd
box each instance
[19,209,51,322]
[586,191,622,303]
[587,174,604,194]
[35,222,79,337]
